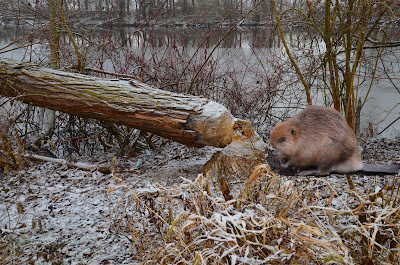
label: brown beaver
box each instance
[268,105,363,175]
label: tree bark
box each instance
[0,58,235,148]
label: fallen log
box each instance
[0,58,269,198]
[0,58,234,148]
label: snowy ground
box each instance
[0,138,399,264]
[0,142,216,264]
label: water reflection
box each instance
[112,26,278,49]
[0,26,399,137]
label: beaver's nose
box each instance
[267,144,274,152]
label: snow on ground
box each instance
[0,142,216,264]
[0,138,398,264]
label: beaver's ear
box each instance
[291,129,295,135]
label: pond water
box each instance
[1,26,399,138]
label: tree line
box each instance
[0,0,274,23]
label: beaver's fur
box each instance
[268,105,363,175]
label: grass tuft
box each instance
[109,165,400,264]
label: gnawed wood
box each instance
[0,58,235,148]
[202,119,267,201]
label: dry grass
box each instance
[0,133,21,173]
[109,165,400,264]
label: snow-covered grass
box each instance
[109,164,400,264]
[1,132,399,264]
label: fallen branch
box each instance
[24,153,111,173]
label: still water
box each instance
[1,26,399,138]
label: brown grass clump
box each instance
[109,165,400,264]
[0,133,22,173]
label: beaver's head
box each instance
[268,121,298,160]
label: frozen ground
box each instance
[0,138,399,264]
[0,142,217,264]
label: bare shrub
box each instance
[84,27,294,133]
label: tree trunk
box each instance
[0,58,235,148]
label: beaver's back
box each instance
[291,105,356,144]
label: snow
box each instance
[1,137,399,264]
[201,101,236,120]
[0,142,216,264]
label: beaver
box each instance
[268,105,363,175]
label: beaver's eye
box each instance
[279,137,285,143]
